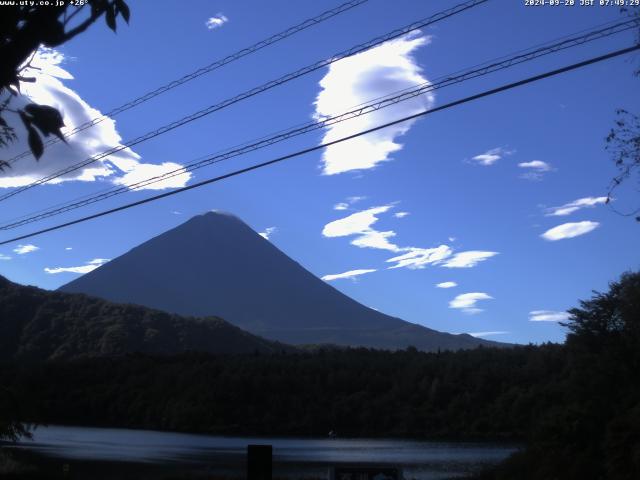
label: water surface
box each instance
[11,425,517,479]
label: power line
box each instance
[5,0,371,165]
[0,0,489,204]
[1,17,636,231]
[1,43,637,247]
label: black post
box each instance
[247,444,272,480]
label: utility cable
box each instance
[0,0,489,203]
[0,17,636,231]
[0,43,637,246]
[4,0,371,165]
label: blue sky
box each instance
[0,0,638,344]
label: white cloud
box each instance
[519,160,551,171]
[436,281,457,289]
[529,310,570,322]
[541,221,599,241]
[314,32,433,175]
[13,244,39,255]
[322,205,401,252]
[545,196,608,217]
[206,13,228,30]
[518,160,553,181]
[259,227,277,240]
[333,196,366,211]
[322,269,377,282]
[65,247,73,251]
[386,245,452,270]
[0,254,11,260]
[469,331,509,338]
[324,207,497,273]
[0,48,191,190]
[449,292,493,314]
[394,211,409,218]
[470,147,512,166]
[44,258,109,275]
[351,229,400,251]
[442,251,498,268]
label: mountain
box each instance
[60,211,498,351]
[0,275,288,361]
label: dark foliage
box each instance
[605,7,640,221]
[1,271,639,480]
[0,275,289,362]
[481,272,640,479]
[0,345,565,440]
[606,109,640,221]
[0,0,129,161]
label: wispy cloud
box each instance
[44,258,109,275]
[529,310,569,322]
[436,281,457,289]
[322,269,377,282]
[394,211,409,218]
[545,196,608,216]
[314,32,433,175]
[470,147,512,166]
[541,221,599,241]
[0,48,191,190]
[65,247,73,251]
[323,205,401,252]
[259,227,277,240]
[324,206,498,273]
[469,331,509,338]
[333,196,366,211]
[449,292,493,314]
[442,251,498,268]
[0,254,11,260]
[519,160,553,181]
[386,246,452,270]
[13,244,39,255]
[206,13,228,30]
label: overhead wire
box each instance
[0,0,489,203]
[1,43,638,246]
[4,0,371,165]
[0,16,636,231]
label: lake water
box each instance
[10,425,518,479]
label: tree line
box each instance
[1,272,638,479]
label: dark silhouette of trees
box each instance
[606,110,640,221]
[605,7,640,221]
[482,271,640,480]
[0,387,31,442]
[565,271,640,342]
[2,272,638,476]
[0,0,130,166]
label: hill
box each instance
[60,211,499,351]
[0,275,288,361]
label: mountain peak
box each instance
[59,212,501,351]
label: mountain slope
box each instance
[60,211,498,351]
[0,275,288,361]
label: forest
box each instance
[1,271,639,479]
[0,274,290,362]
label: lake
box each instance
[8,425,518,479]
